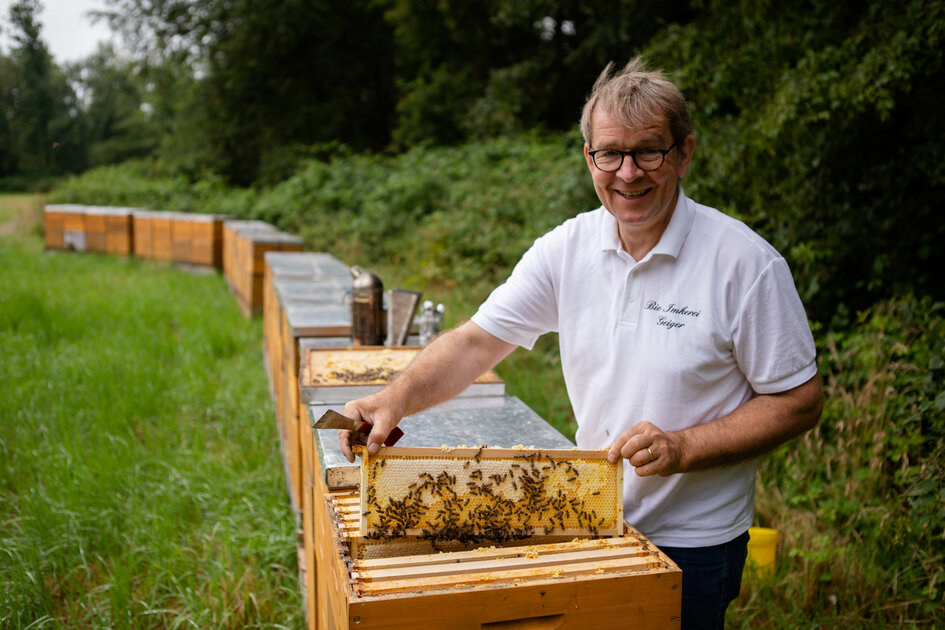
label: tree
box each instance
[2,0,85,180]
[644,0,945,321]
[98,0,395,185]
[76,44,158,167]
[6,0,57,176]
[383,0,699,147]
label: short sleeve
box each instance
[471,236,560,350]
[732,257,818,394]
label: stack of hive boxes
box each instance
[303,382,682,629]
[135,210,228,265]
[261,251,353,518]
[43,204,93,252]
[223,220,305,317]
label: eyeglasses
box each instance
[588,141,678,172]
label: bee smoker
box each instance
[350,267,385,346]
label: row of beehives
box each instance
[43,204,227,265]
[43,205,306,317]
[260,250,682,630]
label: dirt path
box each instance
[0,193,43,237]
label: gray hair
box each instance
[580,57,692,146]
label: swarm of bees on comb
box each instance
[357,446,623,547]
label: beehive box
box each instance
[300,346,504,404]
[151,212,174,262]
[170,213,192,263]
[306,395,586,630]
[83,207,108,252]
[132,210,156,259]
[315,484,680,630]
[222,220,274,304]
[223,220,305,316]
[60,205,87,251]
[276,296,352,514]
[43,204,84,250]
[188,214,226,267]
[104,208,135,256]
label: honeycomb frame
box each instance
[357,446,623,545]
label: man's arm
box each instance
[607,373,823,475]
[339,321,517,462]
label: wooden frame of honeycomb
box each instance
[356,446,623,545]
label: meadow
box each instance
[0,196,304,628]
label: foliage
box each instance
[0,2,161,184]
[383,0,698,148]
[75,45,160,168]
[643,0,945,324]
[0,215,303,628]
[49,159,258,216]
[732,296,945,626]
[251,131,598,289]
[0,0,84,178]
[97,0,396,185]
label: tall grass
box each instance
[0,200,302,628]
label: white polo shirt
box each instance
[471,188,817,547]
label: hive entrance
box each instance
[357,446,623,546]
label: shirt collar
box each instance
[598,185,695,261]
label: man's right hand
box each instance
[336,321,517,463]
[338,393,404,462]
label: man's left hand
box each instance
[607,421,686,477]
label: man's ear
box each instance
[675,134,696,178]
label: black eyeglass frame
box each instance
[588,141,679,172]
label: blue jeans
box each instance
[659,530,749,630]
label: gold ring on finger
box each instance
[647,447,655,463]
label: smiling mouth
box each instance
[616,188,650,200]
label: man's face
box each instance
[584,107,694,253]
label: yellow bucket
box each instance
[746,527,779,576]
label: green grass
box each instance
[0,201,303,628]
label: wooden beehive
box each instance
[104,208,134,256]
[189,214,225,267]
[315,484,680,630]
[43,204,72,250]
[299,346,504,404]
[61,205,86,251]
[151,212,174,262]
[245,233,305,315]
[305,395,653,630]
[132,210,155,259]
[170,213,192,263]
[224,220,303,316]
[83,208,108,252]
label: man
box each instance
[340,58,822,629]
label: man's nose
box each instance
[616,154,643,179]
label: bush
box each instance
[738,296,945,626]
